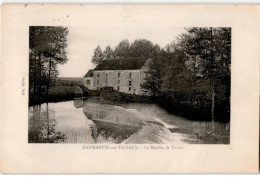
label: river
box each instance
[28,97,230,144]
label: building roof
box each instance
[84,69,94,77]
[93,58,149,71]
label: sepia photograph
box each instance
[28,26,231,144]
[1,4,259,173]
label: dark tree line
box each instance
[91,39,160,64]
[144,28,231,122]
[29,26,69,97]
[92,27,231,122]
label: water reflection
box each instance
[28,103,65,143]
[28,98,143,143]
[82,97,143,143]
[28,98,230,144]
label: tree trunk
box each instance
[210,27,215,130]
[36,55,39,95]
[193,55,197,107]
[33,52,37,95]
[211,81,215,129]
[46,102,50,142]
[46,58,51,97]
[37,54,42,95]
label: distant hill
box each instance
[57,77,83,81]
[56,77,83,86]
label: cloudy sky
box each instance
[58,26,186,77]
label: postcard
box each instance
[1,4,259,173]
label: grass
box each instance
[29,78,101,106]
[167,120,230,144]
[29,85,77,106]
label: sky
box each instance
[58,26,186,78]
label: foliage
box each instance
[90,39,160,64]
[103,45,114,60]
[114,39,130,58]
[29,26,69,97]
[143,27,231,122]
[92,45,104,64]
[89,28,230,122]
[29,104,65,143]
[128,39,155,57]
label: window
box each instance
[97,80,99,85]
[86,80,90,84]
[106,74,108,83]
[118,80,120,84]
[129,81,132,86]
[118,72,120,77]
[117,86,120,91]
[97,74,99,77]
[129,72,132,78]
[129,87,131,91]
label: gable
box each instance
[84,69,94,77]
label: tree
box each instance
[184,27,231,124]
[103,45,114,60]
[29,26,69,97]
[29,26,48,95]
[43,27,69,96]
[91,45,104,64]
[142,27,231,122]
[141,57,163,97]
[129,39,155,57]
[153,44,161,55]
[141,49,167,97]
[114,39,130,58]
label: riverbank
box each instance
[122,102,230,144]
[156,96,230,123]
[99,87,230,123]
[30,85,230,124]
[29,85,76,106]
[29,98,230,144]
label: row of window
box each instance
[100,87,131,91]
[96,74,108,83]
[96,72,132,78]
[117,80,132,85]
[95,73,133,91]
[95,80,132,86]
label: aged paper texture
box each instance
[1,4,259,173]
